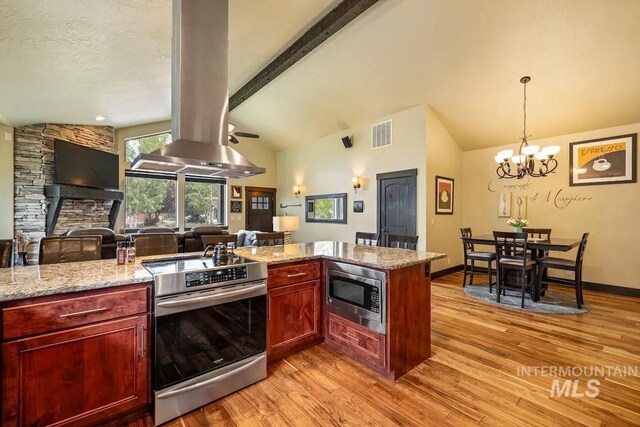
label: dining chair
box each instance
[39,236,102,265]
[256,232,285,247]
[460,228,496,292]
[202,234,237,249]
[387,234,418,250]
[355,232,379,246]
[132,234,178,257]
[537,233,589,309]
[522,228,552,240]
[493,231,537,308]
[0,239,14,268]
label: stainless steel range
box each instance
[143,253,268,425]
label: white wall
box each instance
[0,124,14,239]
[462,123,640,289]
[114,121,277,233]
[426,107,464,271]
[276,105,428,250]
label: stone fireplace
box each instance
[13,124,117,264]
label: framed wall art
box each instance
[498,192,511,218]
[435,176,454,215]
[513,195,527,220]
[231,185,243,199]
[569,133,637,186]
[353,200,364,213]
[230,200,242,213]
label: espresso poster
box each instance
[570,134,637,186]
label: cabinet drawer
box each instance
[327,312,386,368]
[268,261,321,288]
[2,285,149,340]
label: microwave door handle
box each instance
[156,354,266,400]
[157,283,266,309]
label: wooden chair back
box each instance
[387,234,418,250]
[459,228,474,253]
[256,232,285,247]
[355,232,379,246]
[39,236,102,265]
[522,228,552,240]
[493,231,528,262]
[575,233,590,267]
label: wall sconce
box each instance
[352,176,361,193]
[293,184,301,198]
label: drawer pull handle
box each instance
[287,272,307,278]
[59,307,107,318]
[343,332,360,343]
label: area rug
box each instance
[463,284,591,314]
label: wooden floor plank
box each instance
[129,272,640,426]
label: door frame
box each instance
[244,186,277,231]
[376,168,418,245]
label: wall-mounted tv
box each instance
[54,139,119,190]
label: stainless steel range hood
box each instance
[130,0,265,179]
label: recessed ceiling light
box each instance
[95,115,106,121]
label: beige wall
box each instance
[462,123,640,289]
[0,124,14,239]
[114,121,277,233]
[276,105,428,250]
[426,107,464,271]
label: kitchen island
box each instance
[0,242,445,426]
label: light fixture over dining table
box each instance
[495,76,560,179]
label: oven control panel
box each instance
[185,267,248,287]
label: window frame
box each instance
[184,176,227,229]
[124,170,178,230]
[123,131,173,163]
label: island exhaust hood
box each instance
[130,0,265,178]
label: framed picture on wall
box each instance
[513,195,527,220]
[435,176,454,215]
[569,133,637,186]
[230,200,242,213]
[231,185,243,199]
[353,200,364,213]
[498,192,511,218]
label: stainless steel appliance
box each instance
[326,261,387,334]
[144,254,268,425]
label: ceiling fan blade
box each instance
[234,131,260,138]
[229,135,241,144]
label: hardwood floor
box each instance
[128,272,640,426]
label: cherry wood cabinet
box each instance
[267,261,323,360]
[1,284,151,426]
[327,312,386,368]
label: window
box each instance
[125,132,172,162]
[185,177,226,228]
[125,172,177,229]
[305,193,347,224]
[251,196,270,210]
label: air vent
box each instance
[371,119,392,149]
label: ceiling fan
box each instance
[228,123,259,145]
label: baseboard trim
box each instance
[432,264,463,279]
[432,265,640,298]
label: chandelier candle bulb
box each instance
[522,145,540,156]
[542,145,560,156]
[534,152,548,161]
[498,150,514,160]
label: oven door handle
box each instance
[156,354,266,399]
[157,283,266,309]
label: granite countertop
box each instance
[234,241,446,270]
[0,242,446,302]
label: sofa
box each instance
[135,226,184,252]
[182,226,230,252]
[65,227,126,259]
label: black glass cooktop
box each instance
[143,255,254,275]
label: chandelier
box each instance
[495,76,560,179]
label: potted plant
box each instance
[507,218,529,233]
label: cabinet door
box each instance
[2,315,149,426]
[268,280,321,358]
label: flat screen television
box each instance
[54,139,119,190]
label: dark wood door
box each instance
[267,280,321,358]
[2,315,149,426]
[245,187,276,231]
[377,169,417,246]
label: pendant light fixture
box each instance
[495,76,560,179]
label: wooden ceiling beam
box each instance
[229,0,381,111]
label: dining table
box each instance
[462,234,583,302]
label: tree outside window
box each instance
[185,180,225,228]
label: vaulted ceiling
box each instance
[1,0,639,151]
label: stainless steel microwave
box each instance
[325,260,386,334]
